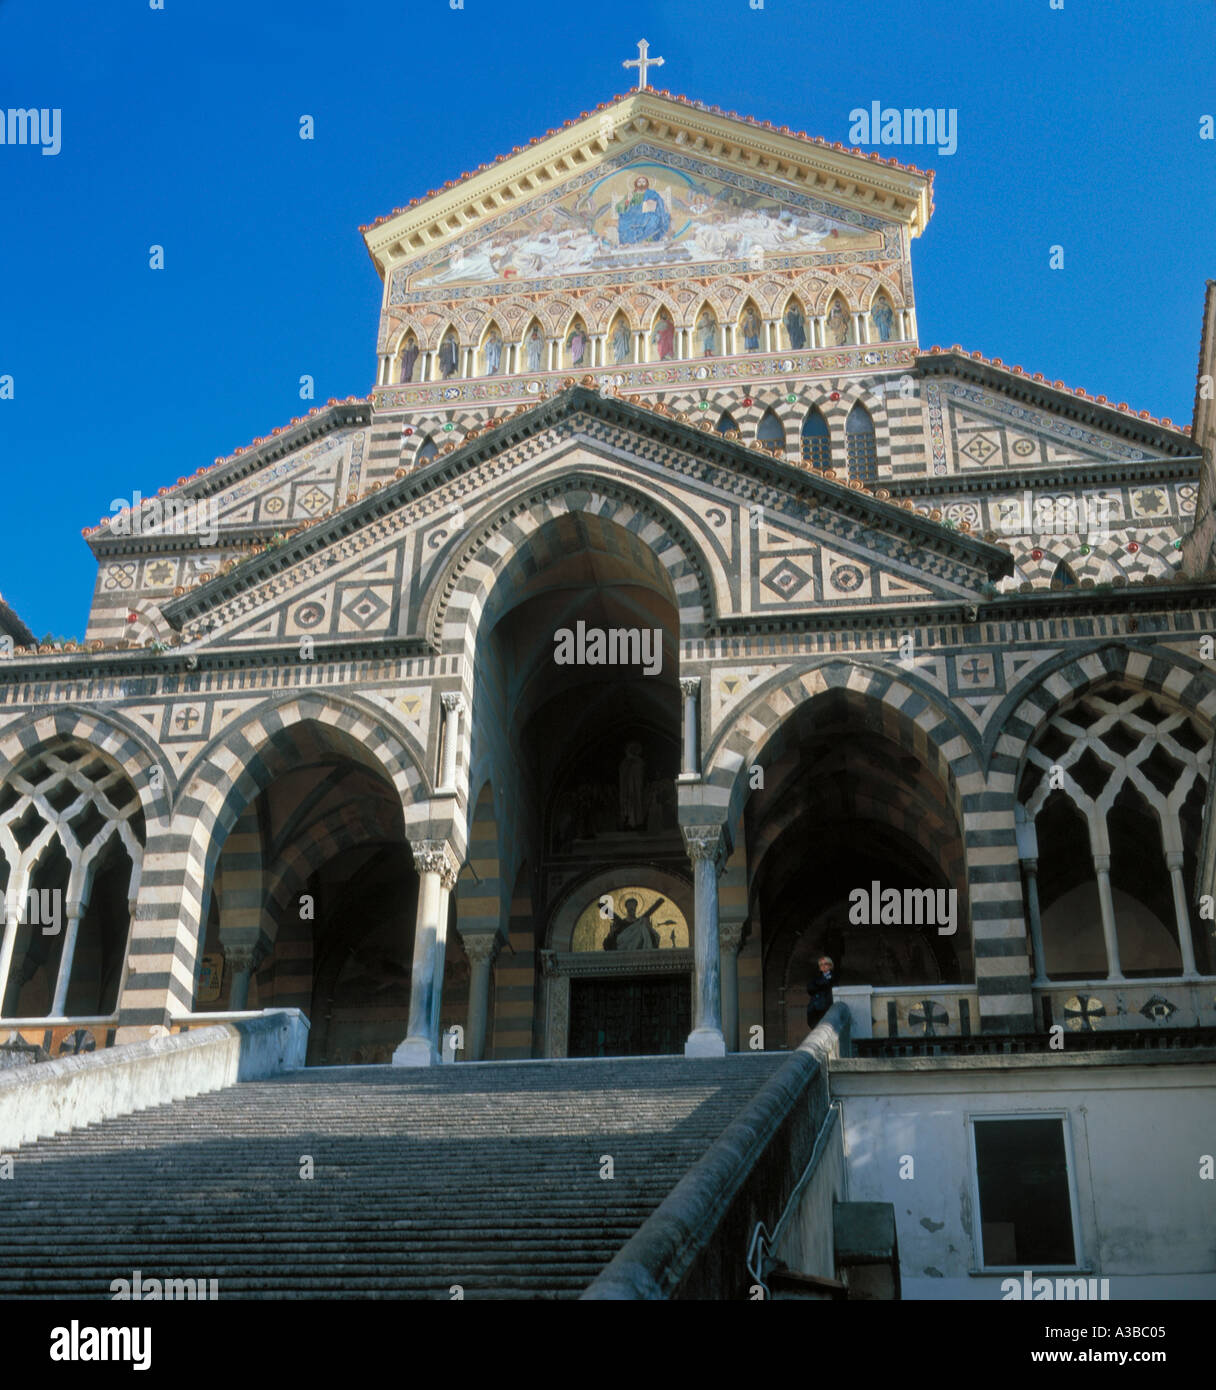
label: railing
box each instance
[582,1003,849,1301]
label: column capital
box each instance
[223,946,257,975]
[683,823,727,865]
[440,692,466,714]
[460,931,500,966]
[412,840,461,890]
[678,676,702,699]
[719,919,745,953]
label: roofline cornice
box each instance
[917,352,1194,455]
[82,400,373,552]
[160,384,1013,629]
[362,90,933,278]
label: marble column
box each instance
[224,945,257,1012]
[0,883,27,1013]
[1092,854,1125,981]
[679,677,701,777]
[719,919,744,1052]
[50,895,89,1017]
[1021,860,1049,986]
[1165,851,1200,977]
[683,825,727,1057]
[394,841,460,1066]
[437,693,464,792]
[462,932,500,1061]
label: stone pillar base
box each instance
[392,1037,436,1067]
[684,1028,727,1058]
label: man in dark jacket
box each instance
[806,954,834,1030]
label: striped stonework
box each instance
[118,694,432,1028]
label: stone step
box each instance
[1,1055,786,1298]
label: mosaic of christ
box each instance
[413,160,883,287]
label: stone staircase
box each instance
[0,1054,785,1299]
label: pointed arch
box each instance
[415,434,439,466]
[693,301,719,357]
[649,304,677,362]
[479,320,505,378]
[801,407,831,469]
[756,407,786,450]
[715,410,739,436]
[738,297,764,354]
[1051,558,1078,590]
[845,402,878,483]
[520,316,546,374]
[563,314,591,371]
[869,288,897,343]
[781,294,809,351]
[824,292,852,347]
[607,311,634,367]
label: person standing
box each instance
[806,954,834,1030]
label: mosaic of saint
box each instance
[414,160,883,288]
[571,888,691,952]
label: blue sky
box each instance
[1,0,1212,637]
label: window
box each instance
[416,435,438,465]
[801,409,831,469]
[756,408,785,449]
[715,411,738,436]
[971,1116,1079,1268]
[1051,559,1078,590]
[845,403,877,484]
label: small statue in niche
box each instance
[400,335,420,383]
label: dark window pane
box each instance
[974,1118,1075,1266]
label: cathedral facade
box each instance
[2,87,1214,1074]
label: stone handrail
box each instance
[581,1003,851,1300]
[0,1009,308,1151]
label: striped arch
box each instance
[0,707,167,820]
[994,643,1216,777]
[119,693,430,1026]
[425,469,718,654]
[704,659,977,839]
[862,273,908,312]
[387,317,429,360]
[703,658,1033,1032]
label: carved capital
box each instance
[719,919,745,953]
[461,932,500,966]
[440,692,465,715]
[540,948,560,978]
[682,824,726,865]
[412,840,460,890]
[678,677,701,700]
[223,946,257,975]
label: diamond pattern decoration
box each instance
[761,559,812,600]
[341,587,390,629]
[961,433,1000,465]
[1138,994,1177,1023]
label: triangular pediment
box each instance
[362,90,932,285]
[161,386,1011,651]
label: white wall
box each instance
[831,1053,1216,1300]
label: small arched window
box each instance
[416,435,438,465]
[1051,560,1078,590]
[801,409,831,469]
[756,409,785,449]
[845,404,877,484]
[715,411,739,436]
